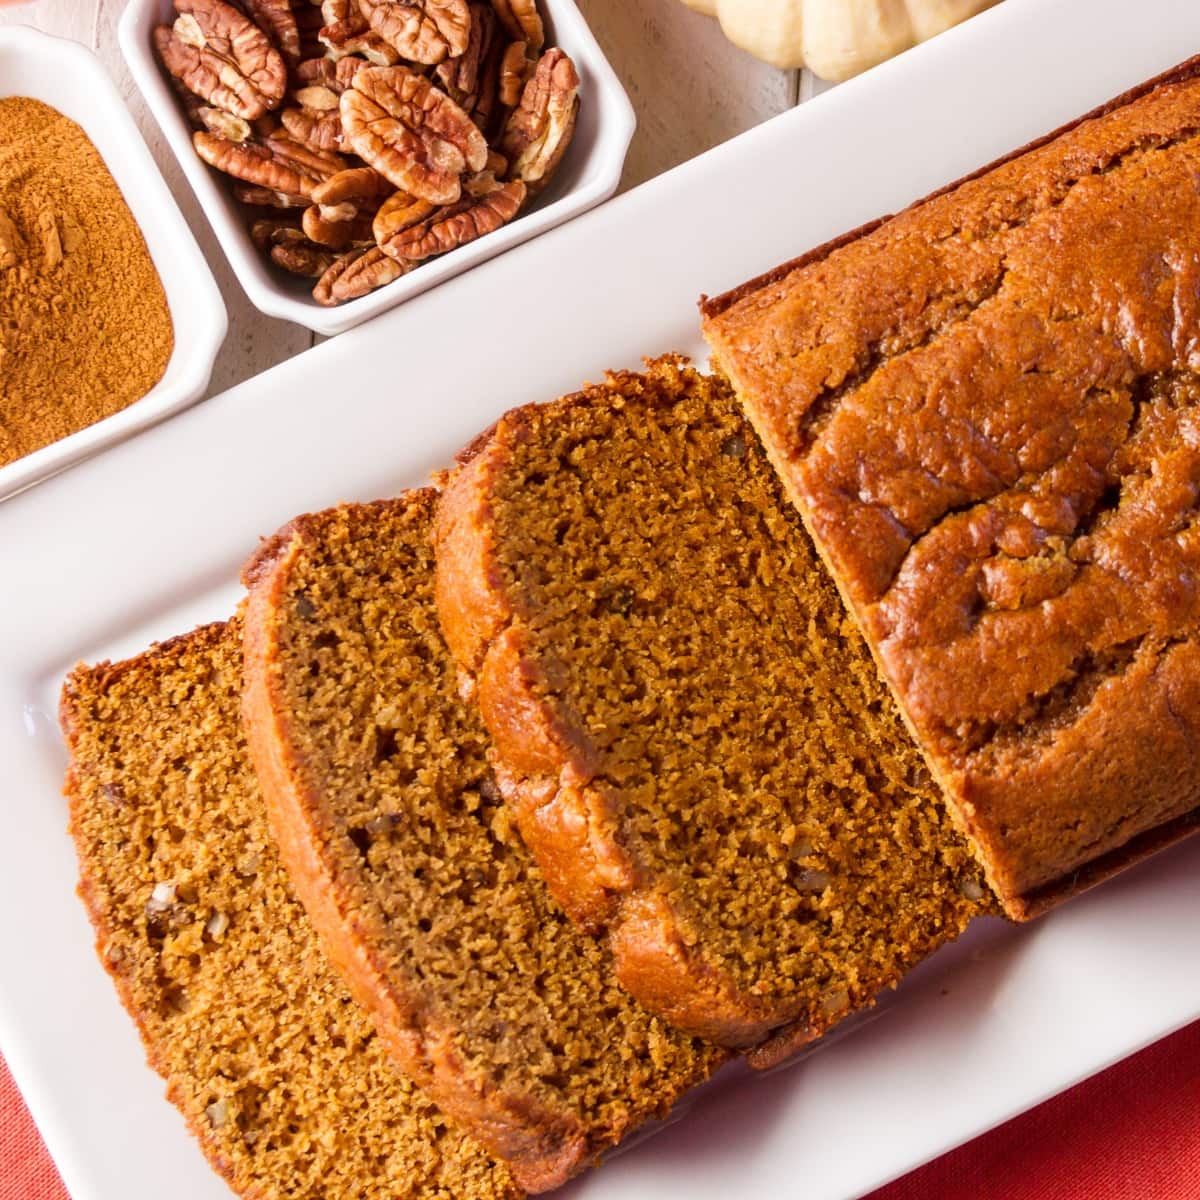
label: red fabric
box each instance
[866,1020,1200,1200]
[0,1056,68,1200]
[2,1022,1198,1199]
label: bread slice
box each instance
[61,620,522,1200]
[435,358,993,1066]
[240,492,723,1193]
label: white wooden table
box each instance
[0,0,826,395]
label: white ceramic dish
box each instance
[119,0,635,337]
[3,2,1200,1198]
[0,27,226,503]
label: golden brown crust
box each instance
[1018,804,1200,920]
[703,60,1200,916]
[434,364,910,1051]
[240,495,590,1192]
[700,54,1200,322]
[604,892,811,1050]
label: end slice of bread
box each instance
[240,492,723,1193]
[61,620,522,1200]
[435,357,994,1063]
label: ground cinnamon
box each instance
[0,98,174,468]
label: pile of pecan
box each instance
[154,0,580,306]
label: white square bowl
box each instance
[0,27,227,503]
[120,0,636,336]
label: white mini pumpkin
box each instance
[681,0,999,80]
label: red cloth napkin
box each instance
[866,1019,1200,1200]
[3,1021,1199,1200]
[0,1056,67,1200]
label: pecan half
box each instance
[490,0,541,53]
[281,98,343,152]
[319,0,359,23]
[284,62,364,149]
[341,65,488,204]
[250,215,303,249]
[196,131,312,194]
[312,165,394,206]
[197,105,253,142]
[359,0,470,65]
[498,38,530,107]
[293,84,341,110]
[195,129,344,196]
[463,148,507,193]
[320,0,400,63]
[302,203,376,247]
[295,54,364,91]
[241,0,302,66]
[313,244,408,305]
[372,190,436,244]
[154,0,286,120]
[272,237,339,276]
[265,129,349,178]
[377,176,523,261]
[500,47,578,194]
[467,9,503,137]
[234,183,310,207]
[436,2,489,105]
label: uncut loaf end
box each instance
[435,357,994,1066]
[702,57,1200,918]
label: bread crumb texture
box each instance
[61,621,521,1200]
[467,361,992,1040]
[252,495,721,1180]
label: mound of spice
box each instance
[0,98,174,469]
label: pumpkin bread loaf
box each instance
[61,621,522,1200]
[240,493,724,1193]
[435,359,992,1066]
[702,58,1200,919]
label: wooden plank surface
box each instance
[574,0,797,191]
[0,0,804,392]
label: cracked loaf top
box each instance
[702,58,1200,918]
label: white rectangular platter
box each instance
[2,2,1199,1198]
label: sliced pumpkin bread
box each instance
[240,492,724,1193]
[61,620,522,1200]
[435,358,994,1066]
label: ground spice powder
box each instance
[0,97,174,468]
